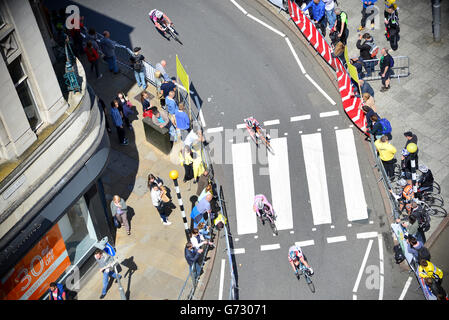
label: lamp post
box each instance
[407,142,418,193]
[170,170,191,242]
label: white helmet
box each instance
[155,10,163,19]
[256,199,264,210]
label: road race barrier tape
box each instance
[287,0,367,134]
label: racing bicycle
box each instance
[294,259,315,293]
[161,22,182,45]
[244,118,274,155]
[259,208,278,236]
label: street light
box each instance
[170,169,191,242]
[406,142,418,193]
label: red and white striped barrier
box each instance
[287,0,367,133]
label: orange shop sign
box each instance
[0,224,71,300]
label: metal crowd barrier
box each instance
[361,56,410,81]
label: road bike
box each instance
[259,209,278,236]
[294,260,315,293]
[244,118,274,154]
[415,198,447,218]
[161,22,183,45]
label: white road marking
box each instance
[199,109,206,127]
[378,234,384,300]
[260,244,281,251]
[218,259,225,300]
[232,143,257,235]
[327,236,347,243]
[247,13,286,38]
[263,119,280,126]
[320,110,339,117]
[268,138,293,231]
[207,127,223,133]
[232,248,246,255]
[237,123,247,129]
[336,129,368,221]
[356,232,378,239]
[290,114,311,122]
[353,239,374,293]
[399,277,413,300]
[301,133,332,225]
[295,240,315,247]
[285,37,306,74]
[305,74,337,105]
[230,0,248,15]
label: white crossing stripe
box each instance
[263,119,280,126]
[335,129,368,221]
[290,114,311,122]
[301,133,332,225]
[327,236,347,243]
[357,232,378,239]
[268,138,294,231]
[232,248,246,255]
[232,143,257,235]
[260,244,280,251]
[206,127,223,133]
[320,110,339,117]
[295,240,315,247]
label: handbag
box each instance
[113,215,121,228]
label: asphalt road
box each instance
[46,0,425,300]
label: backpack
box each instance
[378,118,392,134]
[394,244,405,264]
[390,56,395,68]
[417,246,431,262]
[366,40,378,58]
[416,208,431,232]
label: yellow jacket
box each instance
[418,261,443,280]
[374,139,396,161]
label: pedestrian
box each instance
[110,195,131,235]
[400,148,413,180]
[116,93,133,131]
[322,0,336,31]
[165,90,179,125]
[333,8,349,45]
[148,173,172,201]
[129,47,147,90]
[84,41,103,79]
[196,193,214,223]
[175,102,191,141]
[418,259,444,286]
[424,277,448,300]
[179,145,195,183]
[97,97,112,133]
[356,33,378,77]
[358,0,377,32]
[140,91,152,114]
[198,183,213,203]
[85,28,100,52]
[406,235,423,263]
[302,0,327,37]
[350,56,365,80]
[152,107,178,142]
[160,77,177,103]
[110,99,128,145]
[190,228,214,250]
[192,146,206,184]
[196,169,212,197]
[155,60,170,81]
[150,183,172,225]
[362,92,376,111]
[47,282,66,300]
[100,31,119,74]
[197,221,212,240]
[368,114,392,140]
[403,131,419,167]
[400,214,421,243]
[359,79,375,97]
[384,4,400,50]
[374,135,397,179]
[361,105,378,130]
[184,242,203,280]
[379,48,394,92]
[94,249,122,299]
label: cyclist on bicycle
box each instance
[253,194,274,224]
[245,117,271,146]
[149,9,173,33]
[288,245,314,276]
[390,178,414,218]
[417,164,434,193]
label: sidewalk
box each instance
[74,55,214,300]
[341,0,449,294]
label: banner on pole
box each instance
[176,55,190,95]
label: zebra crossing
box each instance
[230,127,368,235]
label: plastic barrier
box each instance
[287,0,367,134]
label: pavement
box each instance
[339,0,449,295]
[73,54,216,300]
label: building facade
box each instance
[0,0,113,300]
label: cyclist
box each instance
[245,117,270,146]
[390,178,414,220]
[149,9,173,34]
[288,245,314,277]
[253,194,274,225]
[417,164,434,193]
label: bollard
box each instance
[407,143,418,194]
[170,170,191,242]
[432,0,441,42]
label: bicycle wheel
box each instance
[433,181,441,194]
[270,221,278,236]
[428,205,447,218]
[305,274,315,293]
[426,193,444,207]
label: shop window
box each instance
[58,196,97,266]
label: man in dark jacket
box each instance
[356,33,377,77]
[404,131,418,167]
[379,48,393,92]
[130,47,146,90]
[185,242,203,280]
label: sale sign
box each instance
[0,224,71,300]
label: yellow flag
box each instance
[176,55,190,95]
[344,46,360,84]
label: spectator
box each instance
[148,173,164,189]
[175,102,190,141]
[356,33,377,77]
[140,91,152,114]
[47,282,66,300]
[418,165,434,193]
[152,107,178,142]
[332,41,346,65]
[155,60,170,81]
[154,71,164,105]
[404,131,419,167]
[84,41,103,79]
[358,0,377,32]
[333,8,349,45]
[184,242,203,280]
[361,105,378,130]
[86,28,100,52]
[322,0,336,31]
[130,47,147,90]
[400,148,413,180]
[368,114,392,140]
[362,92,376,111]
[190,228,214,250]
[350,56,365,80]
[406,235,423,262]
[197,193,214,222]
[418,259,444,286]
[410,202,427,243]
[160,77,177,102]
[196,170,212,197]
[150,183,172,225]
[302,0,327,36]
[359,79,375,97]
[97,97,112,133]
[110,100,128,145]
[116,93,133,130]
[198,183,213,204]
[110,195,130,235]
[100,31,119,74]
[197,221,212,240]
[400,214,421,243]
[179,145,194,183]
[374,135,397,179]
[384,5,400,51]
[94,249,122,299]
[213,212,227,231]
[424,278,448,300]
[165,90,179,125]
[379,48,393,92]
[184,127,204,149]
